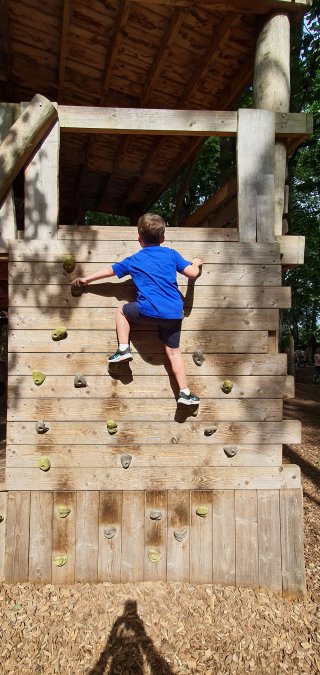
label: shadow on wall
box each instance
[88,599,175,675]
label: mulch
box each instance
[0,369,319,674]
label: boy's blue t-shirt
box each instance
[112,245,191,319]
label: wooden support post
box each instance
[0,104,17,242]
[253,13,290,237]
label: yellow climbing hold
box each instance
[63,254,76,273]
[196,505,209,517]
[148,548,162,563]
[37,456,51,472]
[58,505,71,518]
[32,370,46,386]
[107,420,118,435]
[53,555,68,567]
[51,326,67,341]
[222,379,233,394]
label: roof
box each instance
[0,0,310,223]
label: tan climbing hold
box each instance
[222,379,233,394]
[51,326,67,341]
[53,555,68,567]
[192,350,205,367]
[58,505,71,518]
[174,527,187,542]
[104,526,117,539]
[37,456,51,472]
[35,420,49,434]
[204,427,217,436]
[149,510,162,520]
[148,548,162,563]
[74,374,87,388]
[32,370,46,386]
[63,254,76,273]
[223,445,238,458]
[196,505,209,517]
[121,454,132,469]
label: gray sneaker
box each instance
[177,391,200,405]
[108,347,133,364]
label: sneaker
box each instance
[177,391,200,405]
[108,347,133,364]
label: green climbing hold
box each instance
[63,254,76,273]
[148,548,162,563]
[107,420,118,435]
[37,456,51,472]
[53,555,68,567]
[222,379,233,394]
[51,326,67,341]
[32,370,46,386]
[58,505,71,518]
[196,505,208,517]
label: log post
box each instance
[0,104,19,242]
[253,13,290,238]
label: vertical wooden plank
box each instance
[144,491,167,581]
[167,490,190,582]
[98,491,122,583]
[29,491,53,583]
[24,118,59,240]
[75,491,99,583]
[280,488,306,598]
[235,490,259,588]
[237,108,275,243]
[190,491,213,584]
[0,492,8,581]
[4,491,30,583]
[0,105,17,241]
[258,490,282,593]
[121,491,144,583]
[212,490,235,586]
[52,492,76,584]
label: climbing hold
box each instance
[223,445,238,458]
[53,555,68,567]
[196,505,209,518]
[74,374,87,388]
[63,254,76,273]
[148,548,162,563]
[107,420,118,435]
[222,379,233,394]
[0,515,4,523]
[51,326,67,341]
[104,526,117,539]
[204,427,217,436]
[121,454,132,469]
[32,370,46,386]
[35,420,49,435]
[37,456,51,472]
[58,505,71,518]
[174,527,187,542]
[71,283,83,297]
[192,407,199,417]
[192,350,205,367]
[149,510,162,521]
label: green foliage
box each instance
[85,212,129,226]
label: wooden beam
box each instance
[128,0,310,11]
[58,0,72,101]
[0,94,58,207]
[100,0,131,100]
[0,0,13,98]
[184,177,237,227]
[0,104,17,241]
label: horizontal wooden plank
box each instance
[57,226,239,241]
[6,444,282,468]
[7,398,284,422]
[7,375,293,399]
[9,284,291,309]
[9,307,279,331]
[7,420,301,445]
[8,329,270,353]
[8,352,288,377]
[9,262,282,286]
[8,240,281,264]
[278,236,305,266]
[5,465,301,491]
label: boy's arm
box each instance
[71,266,116,286]
[181,257,202,279]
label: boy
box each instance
[72,213,202,405]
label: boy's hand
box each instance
[193,257,202,267]
[71,277,88,287]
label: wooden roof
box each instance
[0,0,309,223]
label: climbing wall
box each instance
[2,226,305,594]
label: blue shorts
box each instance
[122,302,182,348]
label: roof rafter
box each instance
[130,0,310,13]
[0,0,13,98]
[58,0,72,101]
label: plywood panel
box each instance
[258,490,282,593]
[144,491,167,581]
[167,490,190,582]
[75,491,99,582]
[121,491,144,582]
[0,492,7,581]
[235,490,259,587]
[280,488,306,598]
[212,490,235,586]
[29,491,53,583]
[4,491,30,583]
[98,491,122,583]
[52,492,76,584]
[190,491,213,583]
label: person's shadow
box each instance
[88,600,175,674]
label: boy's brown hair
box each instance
[137,213,166,244]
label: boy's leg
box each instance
[164,345,188,391]
[161,321,200,405]
[108,305,132,363]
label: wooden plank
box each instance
[52,492,76,584]
[4,491,30,583]
[8,240,281,264]
[9,352,288,377]
[7,374,294,400]
[144,491,167,581]
[6,465,302,492]
[183,178,237,228]
[258,490,282,593]
[9,307,280,330]
[7,444,283,468]
[212,490,236,586]
[8,284,291,309]
[167,490,190,582]
[0,104,17,240]
[28,491,53,583]
[278,235,305,266]
[24,119,59,240]
[237,109,275,242]
[121,491,144,582]
[280,488,306,598]
[190,491,213,583]
[9,262,282,286]
[6,419,301,447]
[0,492,7,581]
[235,490,259,588]
[128,1,310,12]
[7,329,270,354]
[75,491,99,582]
[7,398,284,423]
[98,491,122,583]
[57,225,239,241]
